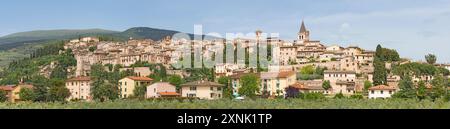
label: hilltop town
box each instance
[1,21,449,103]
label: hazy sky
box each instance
[1,0,450,63]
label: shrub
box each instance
[300,92,326,100]
[334,93,345,99]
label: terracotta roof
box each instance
[280,46,297,48]
[260,71,296,79]
[288,82,304,89]
[277,71,296,78]
[181,80,224,87]
[0,84,33,91]
[67,76,91,82]
[158,92,180,96]
[17,84,33,89]
[0,85,16,91]
[230,73,259,79]
[260,72,279,79]
[336,81,355,85]
[299,21,307,33]
[287,82,324,90]
[369,85,396,90]
[126,76,153,81]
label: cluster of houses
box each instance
[66,76,225,101]
[0,83,33,103]
[2,20,449,102]
[61,21,450,101]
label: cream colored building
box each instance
[180,80,224,100]
[260,71,296,96]
[344,46,362,56]
[340,56,359,72]
[120,54,141,67]
[279,46,297,65]
[66,76,92,101]
[368,85,397,99]
[119,76,153,98]
[324,70,356,95]
[326,45,344,52]
[146,82,178,98]
[120,67,152,77]
[0,84,34,103]
[215,63,240,77]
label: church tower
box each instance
[298,21,310,42]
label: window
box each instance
[125,88,127,92]
[190,87,197,91]
[389,90,393,94]
[371,90,374,94]
[154,88,156,93]
[188,94,196,97]
[210,87,214,91]
[210,93,214,98]
[217,87,222,91]
[380,91,384,94]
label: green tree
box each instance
[48,85,70,102]
[0,90,8,102]
[238,74,260,98]
[425,54,437,65]
[30,75,50,102]
[168,75,184,90]
[18,88,36,101]
[89,46,97,52]
[315,67,327,76]
[392,74,416,98]
[90,64,119,101]
[133,85,147,99]
[218,76,233,99]
[430,74,448,100]
[373,57,387,85]
[334,92,345,99]
[363,80,373,94]
[322,80,331,91]
[300,65,315,75]
[416,81,427,100]
[92,82,119,102]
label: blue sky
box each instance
[1,0,450,63]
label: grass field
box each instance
[1,99,450,109]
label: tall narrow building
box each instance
[297,21,310,42]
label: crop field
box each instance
[1,99,450,109]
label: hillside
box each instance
[115,27,221,41]
[0,27,220,50]
[0,29,118,50]
[0,27,221,69]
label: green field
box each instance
[1,99,450,109]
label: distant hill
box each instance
[115,27,221,41]
[0,27,221,69]
[0,27,221,50]
[0,29,118,50]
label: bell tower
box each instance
[298,20,310,42]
